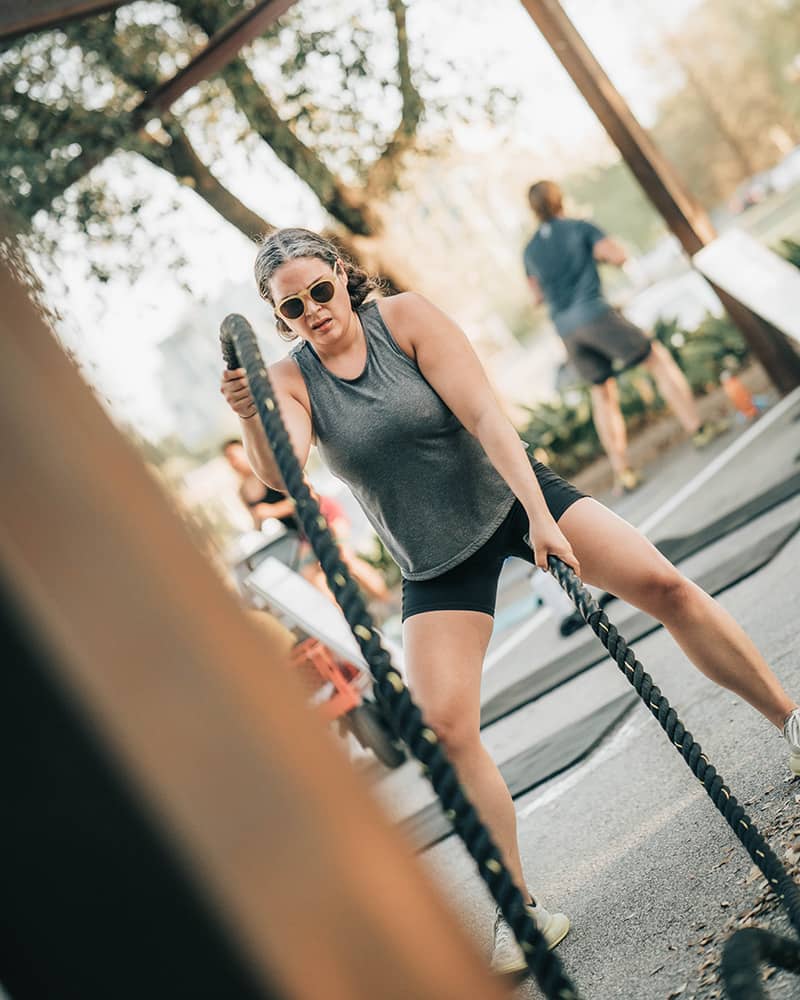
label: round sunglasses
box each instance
[275,276,336,321]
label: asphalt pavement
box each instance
[367,389,800,999]
[423,498,800,999]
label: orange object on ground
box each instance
[290,637,362,720]
[721,372,759,419]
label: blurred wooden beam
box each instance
[141,0,298,116]
[3,0,299,194]
[0,0,297,117]
[0,1,131,39]
[520,0,800,393]
[0,248,510,1000]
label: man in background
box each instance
[523,180,723,494]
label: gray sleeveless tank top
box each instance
[291,299,515,580]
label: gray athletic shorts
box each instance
[562,308,652,385]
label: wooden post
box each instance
[0,1,130,39]
[0,251,510,1000]
[519,0,800,393]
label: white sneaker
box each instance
[784,709,800,776]
[490,899,570,975]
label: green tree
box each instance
[564,159,666,253]
[0,0,516,282]
[647,0,800,208]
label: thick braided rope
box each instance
[547,556,800,993]
[721,927,800,999]
[222,315,580,1000]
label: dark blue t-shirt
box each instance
[523,217,610,337]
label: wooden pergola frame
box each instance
[1,0,296,121]
[0,1,129,39]
[0,252,511,999]
[2,5,799,995]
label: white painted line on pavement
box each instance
[484,606,551,672]
[636,385,800,537]
[516,711,645,820]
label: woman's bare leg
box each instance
[557,498,796,728]
[403,609,532,900]
[643,341,702,435]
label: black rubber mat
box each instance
[554,470,800,638]
[480,518,800,729]
[634,469,800,578]
[403,692,635,851]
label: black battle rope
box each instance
[220,315,579,1000]
[222,313,800,997]
[721,927,800,998]
[547,559,800,996]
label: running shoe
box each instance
[784,708,800,776]
[490,899,570,975]
[691,419,730,449]
[611,467,643,497]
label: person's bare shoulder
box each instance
[270,353,310,407]
[379,290,428,324]
[377,292,435,358]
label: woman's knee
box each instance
[639,569,695,619]
[422,704,480,760]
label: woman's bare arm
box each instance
[221,358,313,489]
[380,293,579,572]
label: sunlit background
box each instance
[4,0,800,555]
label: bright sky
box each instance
[48,0,702,437]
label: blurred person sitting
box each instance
[223,438,389,604]
[523,180,725,496]
[306,488,391,604]
[223,437,300,532]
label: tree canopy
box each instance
[649,0,800,209]
[0,0,517,283]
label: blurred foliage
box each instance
[3,0,799,296]
[778,237,800,269]
[565,160,666,254]
[519,313,748,477]
[0,0,519,288]
[647,0,800,210]
[359,534,402,590]
[561,0,800,245]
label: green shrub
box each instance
[359,534,402,590]
[520,310,748,476]
[656,313,747,393]
[778,238,800,270]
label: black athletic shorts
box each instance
[401,461,587,622]
[562,308,652,385]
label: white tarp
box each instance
[693,228,800,343]
[245,556,404,675]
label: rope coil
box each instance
[221,313,800,998]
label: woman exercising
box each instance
[220,228,800,976]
